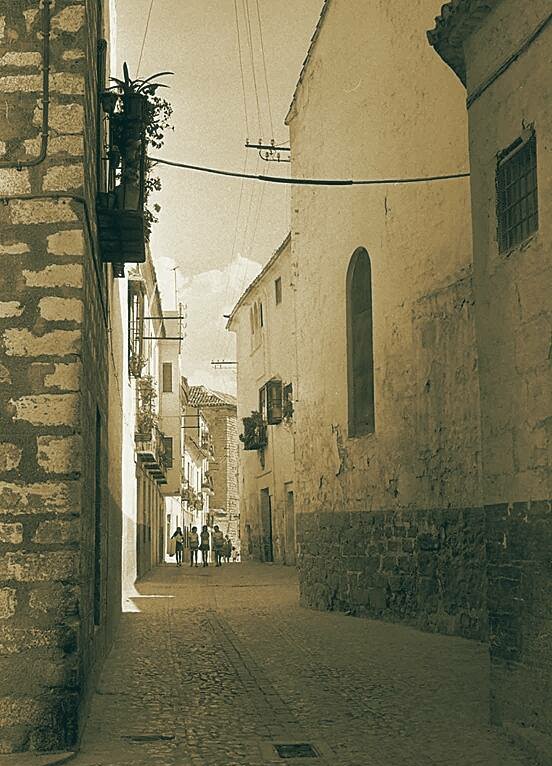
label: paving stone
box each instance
[69,563,528,766]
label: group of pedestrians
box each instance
[170,525,238,568]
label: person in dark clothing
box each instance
[171,527,184,567]
[200,525,210,567]
[189,525,199,567]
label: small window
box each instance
[162,362,172,393]
[275,277,282,305]
[347,248,375,436]
[259,302,264,327]
[497,131,538,253]
[163,436,173,468]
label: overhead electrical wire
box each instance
[215,152,249,361]
[220,153,262,361]
[149,156,471,186]
[255,0,274,140]
[233,0,251,140]
[243,0,263,138]
[136,0,155,76]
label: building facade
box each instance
[228,235,298,564]
[0,0,126,752]
[429,0,552,755]
[286,0,483,634]
[124,256,177,584]
[180,377,212,549]
[157,310,185,563]
[188,386,240,552]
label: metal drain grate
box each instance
[122,734,175,743]
[274,743,319,759]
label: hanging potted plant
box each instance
[240,411,268,451]
[97,63,173,268]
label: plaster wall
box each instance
[288,0,483,632]
[232,239,297,564]
[158,316,183,497]
[462,0,552,746]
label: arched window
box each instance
[347,248,375,436]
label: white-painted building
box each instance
[227,234,297,564]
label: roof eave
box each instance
[226,232,291,329]
[427,0,502,85]
[285,0,331,126]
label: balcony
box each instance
[135,425,168,484]
[240,411,268,451]
[181,483,204,510]
[201,472,214,496]
[200,432,214,456]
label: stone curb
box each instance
[0,752,75,766]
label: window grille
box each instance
[497,132,538,253]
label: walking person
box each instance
[200,525,210,567]
[171,527,184,567]
[189,525,199,567]
[212,525,225,567]
[223,534,232,563]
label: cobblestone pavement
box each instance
[72,562,527,766]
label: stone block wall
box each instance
[0,0,121,752]
[203,405,239,518]
[297,507,487,641]
[486,500,552,744]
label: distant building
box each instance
[227,235,297,564]
[126,257,184,580]
[188,386,240,551]
[158,309,185,554]
[181,378,213,547]
[429,0,552,756]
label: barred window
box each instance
[497,132,538,253]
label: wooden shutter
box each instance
[267,379,283,425]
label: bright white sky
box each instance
[115,0,322,393]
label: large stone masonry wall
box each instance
[204,406,239,518]
[486,499,552,743]
[297,507,487,641]
[0,0,120,752]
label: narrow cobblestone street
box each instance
[69,563,526,766]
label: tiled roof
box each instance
[226,233,291,330]
[427,0,500,83]
[285,0,331,125]
[188,386,236,408]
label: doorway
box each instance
[259,488,273,562]
[284,485,296,565]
